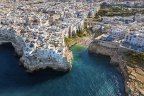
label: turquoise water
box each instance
[0,43,125,96]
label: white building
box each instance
[135,14,144,22]
[124,32,144,47]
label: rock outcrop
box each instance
[88,40,144,96]
[0,25,73,72]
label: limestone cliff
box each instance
[0,26,73,72]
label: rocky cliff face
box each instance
[88,40,144,96]
[20,51,73,72]
[88,41,117,56]
[0,26,73,72]
[0,39,73,72]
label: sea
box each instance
[0,43,125,96]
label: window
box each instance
[133,35,136,38]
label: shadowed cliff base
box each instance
[0,43,67,89]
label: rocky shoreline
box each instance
[0,24,74,73]
[88,40,144,96]
[0,40,73,73]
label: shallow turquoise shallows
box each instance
[0,43,125,96]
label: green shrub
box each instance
[126,51,144,65]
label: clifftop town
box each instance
[0,0,100,72]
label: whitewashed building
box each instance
[124,32,144,47]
